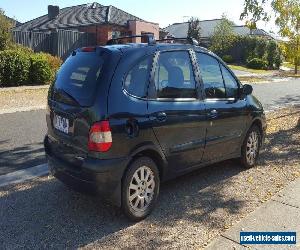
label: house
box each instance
[14,2,159,45]
[163,19,275,45]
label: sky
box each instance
[0,0,277,32]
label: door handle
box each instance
[156,112,167,122]
[208,109,218,119]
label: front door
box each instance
[148,50,206,173]
[195,52,248,162]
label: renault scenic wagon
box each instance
[44,35,266,221]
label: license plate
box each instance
[53,114,69,134]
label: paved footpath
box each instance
[206,178,300,249]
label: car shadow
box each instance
[0,159,246,248]
[0,125,298,248]
[271,95,300,109]
[0,142,46,175]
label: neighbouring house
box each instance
[163,19,275,46]
[14,2,159,47]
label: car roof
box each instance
[76,42,217,61]
[102,43,210,53]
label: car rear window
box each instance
[53,52,105,106]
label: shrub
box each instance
[274,53,282,69]
[246,58,268,69]
[255,38,267,58]
[40,53,62,80]
[0,9,13,51]
[266,40,282,69]
[0,50,30,86]
[30,53,53,84]
[222,55,234,63]
[8,43,34,54]
[0,46,62,87]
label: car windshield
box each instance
[53,52,105,106]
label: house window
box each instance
[141,32,154,43]
[112,31,121,39]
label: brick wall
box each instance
[128,20,159,43]
[79,24,131,45]
[78,21,159,45]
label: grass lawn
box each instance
[228,64,272,74]
[282,61,295,69]
[237,76,267,83]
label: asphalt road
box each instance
[252,78,300,111]
[0,110,46,175]
[0,78,299,175]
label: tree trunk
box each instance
[296,37,299,75]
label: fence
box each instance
[12,30,96,59]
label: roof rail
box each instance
[156,37,199,46]
[106,33,156,45]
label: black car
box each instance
[44,35,266,221]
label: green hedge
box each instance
[211,36,282,69]
[0,48,62,87]
[246,58,268,69]
[222,55,234,63]
[30,54,53,84]
[0,50,31,87]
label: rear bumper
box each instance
[44,136,128,206]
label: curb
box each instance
[0,105,46,115]
[0,85,50,93]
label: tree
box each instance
[0,9,13,50]
[210,14,236,56]
[240,0,300,74]
[240,0,270,30]
[272,0,300,74]
[267,40,282,69]
[187,17,201,42]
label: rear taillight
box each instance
[88,121,112,152]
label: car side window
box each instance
[220,64,239,98]
[196,53,226,99]
[124,57,151,98]
[154,51,196,99]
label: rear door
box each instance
[195,52,248,162]
[147,50,206,173]
[46,48,120,164]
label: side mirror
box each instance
[242,84,253,96]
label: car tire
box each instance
[241,125,262,168]
[121,157,160,221]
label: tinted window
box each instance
[154,51,196,98]
[124,57,151,97]
[196,53,225,99]
[221,64,239,98]
[54,52,105,106]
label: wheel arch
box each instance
[239,117,265,154]
[124,143,168,182]
[251,118,264,136]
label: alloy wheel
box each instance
[246,131,259,165]
[128,166,155,213]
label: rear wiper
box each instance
[53,88,80,106]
